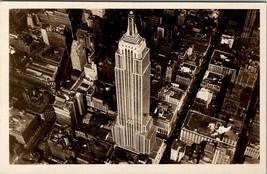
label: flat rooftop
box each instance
[182,32,211,47]
[149,138,165,160]
[71,75,94,94]
[176,63,196,79]
[156,101,177,122]
[210,49,238,70]
[183,110,225,137]
[39,46,65,65]
[202,70,223,86]
[171,139,186,151]
[9,109,37,134]
[25,59,58,82]
[48,124,74,150]
[54,88,76,109]
[159,85,185,101]
[182,110,239,142]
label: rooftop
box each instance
[149,138,165,160]
[9,109,37,134]
[182,31,211,47]
[202,71,223,87]
[159,85,185,101]
[48,124,77,151]
[171,41,190,59]
[210,49,238,70]
[71,74,94,94]
[171,139,186,151]
[183,110,226,139]
[79,139,113,161]
[38,46,65,65]
[111,147,141,164]
[176,63,196,79]
[25,59,59,82]
[196,87,213,102]
[54,88,76,109]
[217,34,235,53]
[23,89,52,113]
[75,122,99,138]
[183,110,239,143]
[155,101,177,122]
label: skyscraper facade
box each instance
[241,10,257,39]
[112,11,156,154]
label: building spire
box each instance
[127,11,138,36]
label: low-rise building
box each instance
[170,139,186,162]
[180,110,238,148]
[208,49,238,82]
[175,63,196,91]
[201,70,223,93]
[9,109,40,145]
[192,87,217,116]
[54,88,80,126]
[212,143,235,164]
[9,45,66,94]
[153,101,178,138]
[158,84,186,112]
[48,124,80,161]
[148,138,167,164]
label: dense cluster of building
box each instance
[9,8,259,165]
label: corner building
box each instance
[112,11,156,154]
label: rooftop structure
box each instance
[208,49,238,82]
[217,34,235,53]
[195,87,213,107]
[71,72,94,94]
[181,110,238,147]
[201,71,223,93]
[192,87,217,116]
[153,101,178,138]
[48,124,80,160]
[175,62,196,89]
[36,46,66,66]
[9,109,39,145]
[54,88,79,126]
[76,29,95,52]
[158,84,186,111]
[91,9,106,18]
[37,10,72,31]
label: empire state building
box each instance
[112,11,157,154]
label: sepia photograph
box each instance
[0,2,266,174]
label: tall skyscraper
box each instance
[27,13,34,28]
[41,28,50,45]
[70,40,87,71]
[241,10,257,39]
[112,11,156,154]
